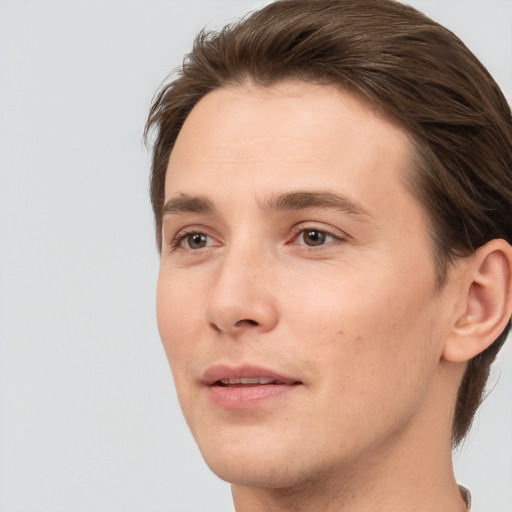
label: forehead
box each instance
[164,81,417,221]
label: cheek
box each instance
[293,263,442,389]
[298,286,443,449]
[156,270,204,372]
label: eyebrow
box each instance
[263,191,372,217]
[162,190,372,218]
[162,194,214,216]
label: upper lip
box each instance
[201,364,301,386]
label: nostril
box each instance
[235,319,259,327]
[209,322,222,333]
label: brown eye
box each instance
[185,233,208,249]
[302,230,328,246]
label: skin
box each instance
[156,81,471,511]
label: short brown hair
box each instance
[145,0,512,444]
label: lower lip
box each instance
[206,383,299,409]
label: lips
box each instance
[218,377,287,386]
[202,365,302,409]
[202,364,300,386]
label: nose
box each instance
[204,244,279,336]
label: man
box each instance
[145,1,512,510]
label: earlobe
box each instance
[443,239,512,363]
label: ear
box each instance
[443,239,512,363]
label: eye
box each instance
[297,229,337,247]
[175,231,215,250]
[185,233,208,249]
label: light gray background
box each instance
[1,1,511,511]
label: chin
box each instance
[198,438,291,486]
[203,454,311,488]
[196,431,338,489]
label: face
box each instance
[157,82,455,488]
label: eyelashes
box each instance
[170,229,218,250]
[290,226,342,247]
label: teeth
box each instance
[219,377,278,385]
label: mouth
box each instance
[214,377,299,387]
[202,365,302,409]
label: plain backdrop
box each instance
[1,1,511,511]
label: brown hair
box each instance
[145,0,512,444]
